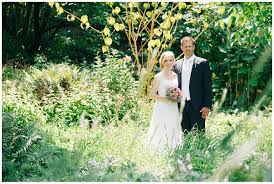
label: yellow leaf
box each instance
[146,11,152,18]
[114,7,121,14]
[170,17,176,23]
[219,20,225,30]
[161,20,171,29]
[162,13,168,20]
[56,7,64,15]
[80,22,90,30]
[102,45,109,53]
[217,7,225,15]
[155,39,161,47]
[153,28,162,36]
[148,40,155,48]
[178,3,187,10]
[48,2,54,8]
[175,13,183,20]
[203,22,209,29]
[104,37,113,46]
[119,24,125,31]
[114,23,120,31]
[103,27,111,35]
[143,3,150,9]
[195,8,202,14]
[67,14,75,22]
[107,16,115,25]
[81,15,89,23]
[161,2,168,7]
[163,30,172,40]
[128,2,134,8]
[152,2,158,8]
[55,3,60,8]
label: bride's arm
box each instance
[150,75,168,102]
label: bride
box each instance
[146,51,182,151]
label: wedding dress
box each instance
[146,72,182,151]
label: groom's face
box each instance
[181,41,195,58]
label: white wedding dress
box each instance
[146,72,182,151]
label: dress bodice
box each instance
[157,72,178,97]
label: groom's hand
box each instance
[200,107,210,119]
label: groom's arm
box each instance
[202,61,212,109]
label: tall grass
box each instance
[2,52,272,181]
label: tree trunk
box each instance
[33,3,41,51]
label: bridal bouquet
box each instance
[166,87,182,102]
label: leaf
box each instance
[80,15,89,23]
[102,45,109,53]
[242,55,254,61]
[112,7,121,14]
[103,27,111,36]
[227,16,236,29]
[107,16,115,25]
[217,7,225,15]
[80,22,90,30]
[104,37,113,46]
[48,2,55,8]
[218,46,227,53]
[143,3,150,9]
[153,28,162,37]
[56,7,64,15]
[178,3,187,10]
[264,27,270,38]
[66,14,75,22]
[219,20,225,30]
[253,36,259,44]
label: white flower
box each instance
[186,164,193,170]
[193,58,204,68]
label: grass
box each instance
[2,63,272,182]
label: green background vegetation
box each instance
[2,2,272,182]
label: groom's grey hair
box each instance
[181,36,196,46]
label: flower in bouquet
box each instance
[166,87,182,102]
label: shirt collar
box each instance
[184,54,195,63]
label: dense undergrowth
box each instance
[2,52,272,182]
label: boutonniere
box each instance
[193,58,202,68]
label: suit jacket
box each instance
[172,55,212,110]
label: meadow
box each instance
[2,52,272,181]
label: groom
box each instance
[173,36,212,133]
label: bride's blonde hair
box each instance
[159,51,175,69]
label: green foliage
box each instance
[2,65,26,81]
[3,51,139,127]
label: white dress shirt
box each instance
[181,54,195,101]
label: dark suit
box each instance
[173,55,212,132]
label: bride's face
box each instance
[163,55,174,69]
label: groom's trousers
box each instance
[181,100,205,133]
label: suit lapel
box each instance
[178,59,183,90]
[190,55,197,85]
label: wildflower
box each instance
[186,164,193,170]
